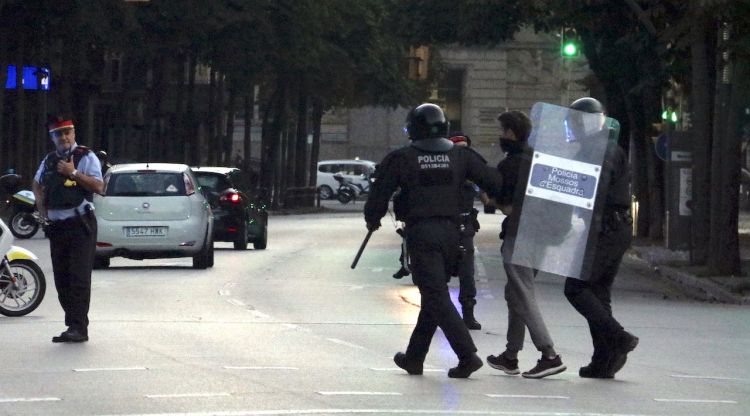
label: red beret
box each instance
[48,119,74,133]
[449,135,468,144]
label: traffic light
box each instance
[561,28,580,58]
[662,109,678,123]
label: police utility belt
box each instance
[47,205,95,235]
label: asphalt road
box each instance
[0,208,748,416]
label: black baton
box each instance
[351,230,373,269]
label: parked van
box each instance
[317,159,376,199]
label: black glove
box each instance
[366,220,381,232]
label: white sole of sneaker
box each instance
[521,365,567,379]
[487,362,520,375]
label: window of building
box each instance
[435,69,464,133]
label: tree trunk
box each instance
[187,55,199,165]
[707,41,746,275]
[0,29,7,172]
[309,96,323,188]
[706,25,747,275]
[689,15,716,265]
[243,93,252,171]
[15,46,26,178]
[174,53,186,163]
[207,68,217,165]
[295,77,309,188]
[224,86,237,166]
[216,73,226,165]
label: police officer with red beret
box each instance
[32,115,103,343]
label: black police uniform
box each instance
[456,179,481,326]
[41,146,98,339]
[563,141,634,376]
[365,138,503,372]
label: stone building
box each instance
[315,29,591,166]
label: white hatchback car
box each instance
[93,163,214,269]
[316,159,376,199]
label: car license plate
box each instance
[124,226,167,237]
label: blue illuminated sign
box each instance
[4,66,51,90]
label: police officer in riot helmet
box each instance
[365,103,503,378]
[563,97,638,379]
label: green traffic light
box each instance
[670,111,678,123]
[563,42,578,57]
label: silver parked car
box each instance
[93,163,214,269]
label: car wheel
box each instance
[192,231,213,269]
[233,222,248,250]
[207,236,215,267]
[318,185,333,200]
[253,222,267,250]
[93,256,110,269]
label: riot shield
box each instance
[509,102,620,280]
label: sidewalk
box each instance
[626,213,750,305]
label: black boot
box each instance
[462,305,481,330]
[448,353,483,378]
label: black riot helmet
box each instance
[569,97,605,114]
[566,97,608,141]
[405,103,449,140]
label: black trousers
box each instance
[564,225,632,364]
[48,211,97,335]
[457,220,477,307]
[404,218,476,362]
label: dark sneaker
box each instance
[393,352,423,375]
[608,331,639,376]
[52,329,88,343]
[486,353,520,375]
[448,353,483,378]
[521,355,566,379]
[579,362,613,379]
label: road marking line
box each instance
[372,267,384,272]
[486,394,569,400]
[223,366,299,371]
[349,285,364,290]
[146,392,231,399]
[218,289,231,296]
[249,310,270,318]
[281,323,311,332]
[317,392,402,396]
[73,367,148,372]
[227,299,246,307]
[654,398,737,404]
[370,367,444,372]
[96,409,660,415]
[0,397,60,403]
[326,337,365,349]
[670,374,745,381]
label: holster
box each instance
[602,209,632,235]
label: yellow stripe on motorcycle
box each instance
[12,194,34,205]
[7,246,37,261]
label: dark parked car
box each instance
[192,167,267,250]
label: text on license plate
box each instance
[125,226,167,237]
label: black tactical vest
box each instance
[42,146,93,209]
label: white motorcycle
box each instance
[0,218,46,316]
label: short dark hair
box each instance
[497,110,532,141]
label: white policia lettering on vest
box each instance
[417,154,450,169]
[538,167,586,197]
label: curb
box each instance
[628,247,750,305]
